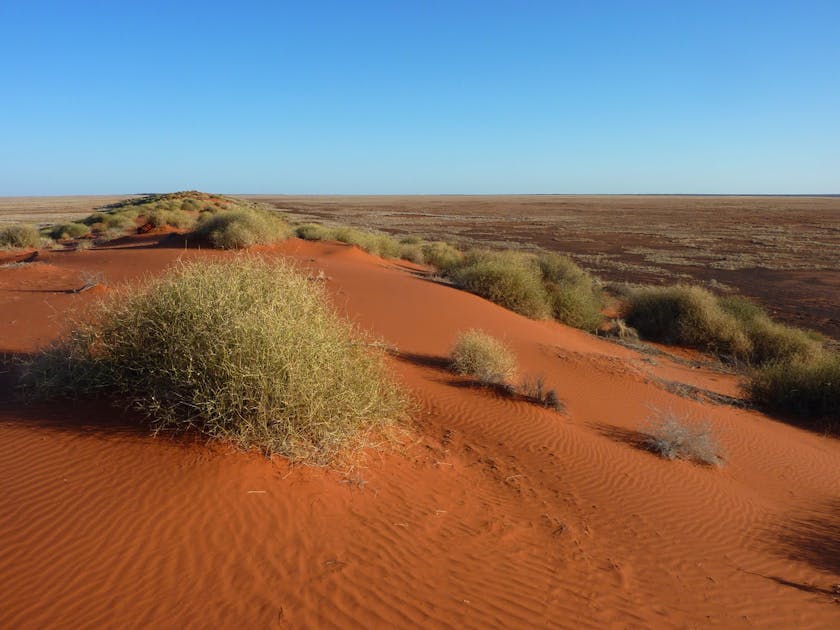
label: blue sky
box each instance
[1,1,838,194]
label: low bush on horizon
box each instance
[450,329,518,387]
[295,222,465,269]
[643,409,723,466]
[0,224,41,249]
[48,222,91,240]
[190,209,291,249]
[332,226,402,258]
[146,207,196,230]
[20,258,408,462]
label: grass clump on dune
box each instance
[450,329,518,387]
[625,287,824,367]
[625,285,750,358]
[746,352,840,423]
[146,207,196,230]
[295,223,333,241]
[20,258,407,462]
[421,241,463,272]
[191,209,291,249]
[719,295,822,365]
[0,224,41,249]
[537,252,604,331]
[449,249,552,319]
[332,226,402,258]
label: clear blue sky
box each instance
[1,0,838,194]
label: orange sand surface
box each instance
[1,235,838,628]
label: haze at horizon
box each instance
[1,0,838,195]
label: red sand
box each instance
[1,235,838,628]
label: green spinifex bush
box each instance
[21,258,407,462]
[625,285,751,358]
[48,222,90,240]
[0,224,41,249]
[537,252,604,331]
[449,249,552,319]
[191,209,291,248]
[746,352,840,422]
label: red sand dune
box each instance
[1,235,838,628]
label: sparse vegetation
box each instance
[643,409,723,465]
[20,258,407,462]
[450,330,517,387]
[520,374,564,411]
[0,224,41,249]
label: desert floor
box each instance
[1,231,838,628]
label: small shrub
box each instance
[520,374,565,411]
[643,409,723,465]
[20,258,407,462]
[421,241,463,272]
[0,224,41,249]
[543,389,563,412]
[191,210,290,249]
[625,285,750,358]
[399,236,423,246]
[449,250,551,319]
[49,222,90,240]
[450,329,517,386]
[746,352,840,421]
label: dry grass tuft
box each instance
[642,409,723,466]
[20,257,408,463]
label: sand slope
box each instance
[1,236,838,628]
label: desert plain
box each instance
[0,194,838,628]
